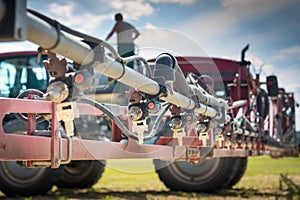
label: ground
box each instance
[0,156,299,199]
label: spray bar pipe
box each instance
[25,10,220,116]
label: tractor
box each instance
[0,0,298,197]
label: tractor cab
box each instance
[0,51,49,98]
[0,51,49,123]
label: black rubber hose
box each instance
[75,97,170,142]
[15,89,46,124]
[27,9,103,45]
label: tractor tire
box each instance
[153,157,237,193]
[3,119,49,134]
[56,160,105,189]
[221,157,248,189]
[0,162,60,197]
[0,119,60,197]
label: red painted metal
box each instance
[0,97,254,165]
[0,133,250,162]
[50,101,60,168]
[0,51,38,58]
[0,134,51,161]
[111,121,124,142]
[0,51,298,167]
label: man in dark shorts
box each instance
[105,13,140,68]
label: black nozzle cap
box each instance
[155,53,176,69]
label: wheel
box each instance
[221,157,248,189]
[56,160,105,189]
[3,119,49,134]
[0,119,60,197]
[15,89,46,124]
[153,157,237,193]
[0,162,60,197]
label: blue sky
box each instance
[1,0,300,129]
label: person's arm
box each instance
[105,23,119,41]
[133,28,140,40]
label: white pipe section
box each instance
[229,100,247,110]
[24,10,220,117]
[173,64,191,97]
[94,58,160,96]
[190,84,226,110]
[26,12,94,64]
[161,91,195,110]
[194,103,218,118]
[94,58,195,110]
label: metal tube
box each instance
[161,91,195,110]
[190,84,226,110]
[122,55,152,77]
[194,103,218,118]
[25,10,200,111]
[95,57,195,109]
[94,58,160,95]
[173,63,191,97]
[26,12,94,64]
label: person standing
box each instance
[105,13,140,67]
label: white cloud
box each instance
[245,53,300,94]
[220,0,296,17]
[136,25,209,59]
[178,0,299,46]
[48,3,77,25]
[247,53,274,76]
[109,0,154,20]
[277,65,300,91]
[149,0,196,5]
[274,46,300,60]
[48,3,111,35]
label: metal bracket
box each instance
[199,132,209,147]
[57,102,79,136]
[216,134,224,148]
[173,128,185,146]
[31,132,72,167]
[132,119,148,144]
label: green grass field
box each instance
[42,155,300,200]
[0,156,298,199]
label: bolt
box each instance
[55,130,61,138]
[17,28,24,39]
[55,158,61,168]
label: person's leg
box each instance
[118,44,135,68]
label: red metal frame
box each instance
[0,54,298,168]
[0,97,252,167]
[0,51,38,58]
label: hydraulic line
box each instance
[26,9,223,116]
[26,11,93,64]
[145,103,171,139]
[122,55,153,77]
[27,10,99,43]
[76,97,170,142]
